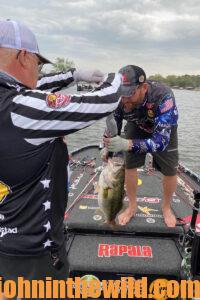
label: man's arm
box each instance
[11,73,121,146]
[37,69,104,93]
[37,69,75,92]
[106,94,178,153]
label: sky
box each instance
[1,0,200,77]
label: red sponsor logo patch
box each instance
[146,103,154,109]
[46,93,71,109]
[124,197,161,203]
[98,244,153,258]
[160,98,173,113]
[122,74,131,85]
[137,197,161,204]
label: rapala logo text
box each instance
[98,244,153,258]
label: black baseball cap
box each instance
[119,65,146,96]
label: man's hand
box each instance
[104,136,132,152]
[73,69,104,83]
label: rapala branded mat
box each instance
[67,234,182,299]
[67,234,181,278]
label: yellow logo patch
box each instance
[47,94,57,103]
[0,181,11,204]
[147,109,154,118]
[138,205,158,215]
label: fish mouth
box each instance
[111,158,124,167]
[113,161,124,166]
[112,166,124,176]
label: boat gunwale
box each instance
[69,143,200,185]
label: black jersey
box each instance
[0,70,121,255]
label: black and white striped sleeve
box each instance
[36,69,75,92]
[11,73,122,146]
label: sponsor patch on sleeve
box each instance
[160,98,173,113]
[46,93,71,109]
[0,181,11,204]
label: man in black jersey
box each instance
[0,19,122,297]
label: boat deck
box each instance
[64,145,200,299]
[65,145,199,236]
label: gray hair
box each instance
[0,47,18,68]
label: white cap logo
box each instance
[139,75,145,83]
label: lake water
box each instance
[66,88,200,176]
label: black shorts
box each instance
[0,245,69,281]
[125,122,179,176]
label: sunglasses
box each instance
[16,50,44,72]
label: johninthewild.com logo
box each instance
[0,276,200,299]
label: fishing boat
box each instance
[77,83,93,92]
[64,144,200,299]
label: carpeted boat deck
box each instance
[65,145,200,298]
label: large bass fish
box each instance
[97,153,125,226]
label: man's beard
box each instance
[124,102,137,112]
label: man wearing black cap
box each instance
[104,65,179,228]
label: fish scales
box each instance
[98,156,125,224]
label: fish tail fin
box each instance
[106,219,119,230]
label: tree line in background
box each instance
[46,57,200,90]
[41,57,75,75]
[51,57,75,72]
[149,74,200,90]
